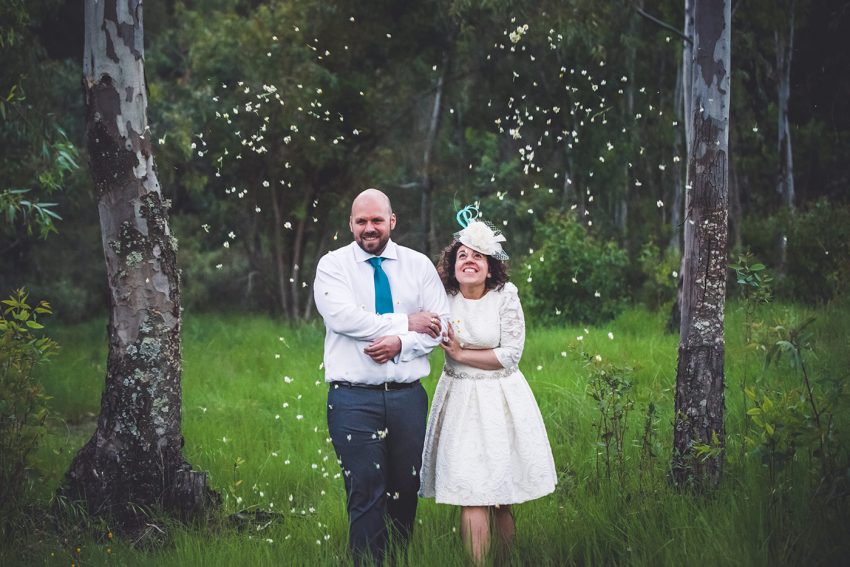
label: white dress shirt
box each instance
[314,239,451,385]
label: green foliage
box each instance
[744,385,807,487]
[0,288,57,539]
[636,241,680,311]
[1,0,81,241]
[781,200,850,302]
[0,121,79,239]
[637,400,661,489]
[519,211,629,324]
[171,215,256,313]
[730,251,773,304]
[583,350,634,484]
[742,200,850,303]
[742,311,850,505]
[0,188,62,239]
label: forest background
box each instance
[1,0,850,565]
[3,0,848,321]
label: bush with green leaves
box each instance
[0,288,57,539]
[583,351,634,485]
[782,199,850,302]
[518,211,629,324]
[742,199,850,303]
[744,313,850,504]
[636,241,680,311]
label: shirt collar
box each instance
[352,238,398,262]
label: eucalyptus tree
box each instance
[61,0,216,524]
[671,0,731,487]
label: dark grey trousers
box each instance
[327,383,428,565]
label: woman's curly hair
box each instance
[437,240,509,295]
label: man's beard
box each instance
[357,232,389,254]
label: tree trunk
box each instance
[776,1,796,274]
[671,0,731,488]
[290,183,319,319]
[61,0,217,525]
[669,62,685,253]
[421,49,450,258]
[270,186,292,318]
[670,0,696,332]
[560,153,582,213]
[303,229,330,320]
[682,0,695,156]
[728,151,743,250]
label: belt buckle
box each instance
[384,382,391,391]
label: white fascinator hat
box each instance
[454,205,509,261]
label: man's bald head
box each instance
[349,188,396,255]
[351,188,393,217]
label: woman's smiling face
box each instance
[454,245,489,288]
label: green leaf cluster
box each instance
[519,210,629,324]
[582,349,635,484]
[0,287,57,538]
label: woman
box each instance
[420,214,557,564]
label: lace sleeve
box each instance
[493,283,525,368]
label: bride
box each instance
[419,210,557,564]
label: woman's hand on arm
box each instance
[439,322,503,370]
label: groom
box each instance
[313,188,450,564]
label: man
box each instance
[314,188,450,564]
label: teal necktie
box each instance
[367,257,394,314]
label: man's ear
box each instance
[389,213,397,230]
[349,216,355,233]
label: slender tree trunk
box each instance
[560,154,582,213]
[670,0,696,332]
[683,0,695,156]
[776,1,796,274]
[669,62,685,253]
[303,229,330,320]
[61,0,216,524]
[671,0,731,488]
[421,49,450,257]
[269,187,291,318]
[618,5,639,246]
[290,183,319,319]
[729,151,743,250]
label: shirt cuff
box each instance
[383,312,408,335]
[393,333,409,364]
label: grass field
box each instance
[4,299,850,566]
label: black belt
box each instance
[331,380,420,391]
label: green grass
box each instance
[4,299,850,565]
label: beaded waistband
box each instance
[443,365,518,380]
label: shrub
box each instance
[0,288,58,539]
[741,199,850,303]
[636,241,681,311]
[517,211,629,324]
[782,200,850,302]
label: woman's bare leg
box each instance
[492,504,515,558]
[460,506,491,565]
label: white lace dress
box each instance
[419,282,557,505]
